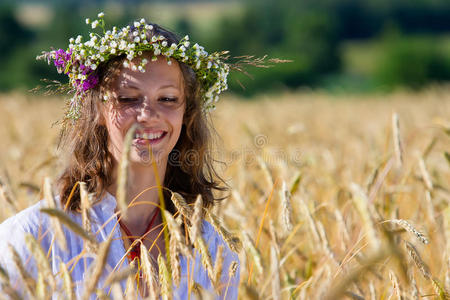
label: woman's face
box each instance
[101,54,186,167]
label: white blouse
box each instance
[0,192,240,299]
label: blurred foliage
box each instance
[0,0,450,95]
[375,33,450,90]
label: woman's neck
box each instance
[108,160,167,235]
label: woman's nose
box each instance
[136,101,160,121]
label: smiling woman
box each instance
[0,13,239,299]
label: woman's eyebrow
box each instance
[159,84,181,90]
[120,82,140,90]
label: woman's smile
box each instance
[133,129,168,146]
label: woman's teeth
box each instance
[135,132,164,140]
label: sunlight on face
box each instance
[101,54,186,168]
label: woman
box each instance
[0,13,239,299]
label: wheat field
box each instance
[0,89,449,299]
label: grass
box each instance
[0,88,449,298]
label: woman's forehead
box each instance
[114,56,184,91]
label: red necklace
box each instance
[119,208,160,262]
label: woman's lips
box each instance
[134,131,167,145]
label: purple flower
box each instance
[82,73,99,91]
[53,49,72,71]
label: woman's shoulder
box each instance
[0,200,48,236]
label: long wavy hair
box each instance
[57,23,226,213]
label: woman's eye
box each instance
[118,96,139,103]
[159,97,178,103]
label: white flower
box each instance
[134,37,140,43]
[140,18,145,24]
[161,41,168,47]
[110,41,117,48]
[184,35,189,41]
[131,65,137,71]
[110,48,116,54]
[103,95,109,101]
[91,64,97,70]
[180,46,186,52]
[140,33,146,39]
[138,65,144,72]
[123,60,129,68]
[119,40,127,50]
[167,60,172,66]
[85,18,90,24]
[99,45,107,53]
[69,38,74,43]
[98,12,104,18]
[91,20,99,29]
[152,56,157,61]
[184,41,190,48]
[134,21,140,28]
[207,61,212,69]
[154,48,161,56]
[142,58,148,64]
[75,35,82,44]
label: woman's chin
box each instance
[129,148,167,166]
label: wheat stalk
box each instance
[0,265,21,300]
[170,192,193,220]
[404,241,431,279]
[139,243,159,299]
[158,254,172,300]
[350,183,380,250]
[59,261,74,300]
[24,234,56,291]
[270,243,281,300]
[164,211,181,287]
[125,270,137,300]
[104,264,136,287]
[389,219,429,244]
[9,244,36,297]
[116,123,138,218]
[392,112,403,167]
[213,245,224,293]
[43,177,67,251]
[388,270,402,300]
[207,210,241,253]
[418,157,434,191]
[280,180,293,235]
[81,236,113,300]
[431,278,450,300]
[191,194,203,242]
[40,208,98,249]
[79,182,92,233]
[242,231,263,276]
[194,235,215,283]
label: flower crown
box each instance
[37,12,230,120]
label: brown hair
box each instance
[57,23,226,213]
